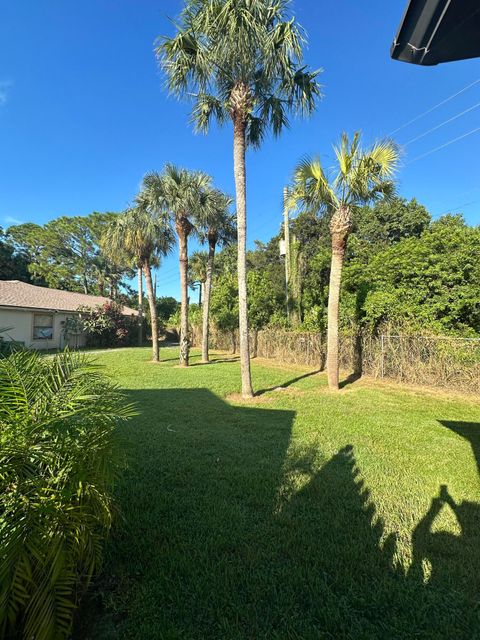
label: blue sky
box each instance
[1,0,479,299]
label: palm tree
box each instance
[188,250,208,306]
[102,207,174,362]
[197,193,236,363]
[138,165,211,367]
[290,132,399,390]
[157,0,320,397]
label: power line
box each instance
[403,101,480,146]
[437,199,480,216]
[387,78,480,137]
[406,126,480,165]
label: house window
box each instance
[33,313,54,340]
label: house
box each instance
[0,280,138,350]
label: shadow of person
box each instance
[408,484,480,631]
[277,446,480,639]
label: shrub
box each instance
[76,302,136,348]
[0,350,135,639]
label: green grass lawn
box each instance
[78,347,480,640]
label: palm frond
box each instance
[0,350,135,639]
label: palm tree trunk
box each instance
[326,207,351,390]
[201,237,215,363]
[143,262,159,362]
[177,219,191,367]
[252,327,258,358]
[233,116,254,398]
[198,283,202,307]
[137,266,143,347]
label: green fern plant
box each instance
[0,349,135,639]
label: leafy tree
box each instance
[0,227,31,282]
[290,132,399,390]
[158,0,320,397]
[352,197,431,247]
[102,207,174,362]
[156,296,180,325]
[363,215,480,334]
[247,270,277,357]
[214,243,238,275]
[6,223,46,284]
[7,214,132,295]
[210,272,239,354]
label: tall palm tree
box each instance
[290,132,399,390]
[102,207,174,362]
[197,193,236,363]
[138,165,211,367]
[157,0,320,397]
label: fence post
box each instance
[381,334,385,379]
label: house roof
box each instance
[0,280,138,315]
[391,0,480,65]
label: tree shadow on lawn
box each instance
[79,396,480,640]
[188,355,241,367]
[256,369,321,395]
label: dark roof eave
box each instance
[391,0,480,66]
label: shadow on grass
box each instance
[189,355,241,367]
[256,369,321,395]
[77,397,480,639]
[339,371,362,389]
[440,420,480,473]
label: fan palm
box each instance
[290,132,399,390]
[188,250,208,306]
[157,0,320,397]
[196,192,236,363]
[102,207,174,362]
[137,165,211,367]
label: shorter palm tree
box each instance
[138,165,212,367]
[290,132,399,390]
[102,207,174,362]
[197,192,236,363]
[188,250,208,306]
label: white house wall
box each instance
[0,308,86,350]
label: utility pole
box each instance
[283,187,291,320]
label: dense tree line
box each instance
[208,198,480,340]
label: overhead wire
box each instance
[403,100,480,146]
[387,77,480,137]
[405,126,480,164]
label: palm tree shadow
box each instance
[189,355,241,366]
[339,371,361,389]
[256,369,320,395]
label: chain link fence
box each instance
[195,327,480,395]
